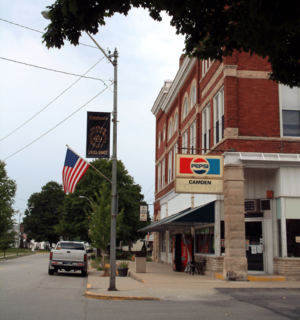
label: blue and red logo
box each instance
[179,156,221,176]
[190,158,210,175]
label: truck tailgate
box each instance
[52,250,84,262]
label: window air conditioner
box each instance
[244,200,260,212]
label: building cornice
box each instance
[151,57,197,117]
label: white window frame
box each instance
[163,125,166,141]
[279,84,300,138]
[174,112,178,131]
[191,85,196,108]
[173,142,178,178]
[213,87,224,145]
[190,121,196,154]
[183,97,188,119]
[182,130,188,154]
[158,132,161,148]
[168,150,172,183]
[157,162,161,191]
[162,158,165,188]
[168,120,173,140]
[202,104,210,154]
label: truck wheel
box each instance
[48,266,54,275]
[81,269,87,277]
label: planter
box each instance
[117,267,129,277]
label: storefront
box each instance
[143,152,300,279]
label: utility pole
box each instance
[86,33,118,291]
[16,212,22,256]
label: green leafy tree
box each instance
[57,159,149,247]
[0,230,17,258]
[42,0,300,87]
[23,181,65,247]
[88,182,112,265]
[0,160,17,236]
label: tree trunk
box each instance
[128,240,132,255]
[102,249,105,267]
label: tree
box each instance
[0,160,17,236]
[42,0,300,87]
[0,230,16,258]
[57,159,149,246]
[88,182,111,266]
[23,181,65,247]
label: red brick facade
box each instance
[153,51,300,220]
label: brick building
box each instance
[141,52,300,279]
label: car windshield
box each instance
[59,243,85,250]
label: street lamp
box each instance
[79,196,93,205]
[42,10,119,291]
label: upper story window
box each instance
[182,130,188,154]
[168,120,173,140]
[162,158,165,188]
[182,97,189,119]
[158,132,161,148]
[214,87,224,145]
[202,59,212,78]
[173,142,178,178]
[174,112,178,131]
[157,162,161,191]
[163,125,166,141]
[190,121,196,154]
[202,104,210,153]
[168,149,172,183]
[280,84,300,137]
[191,85,196,108]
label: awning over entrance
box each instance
[139,201,215,232]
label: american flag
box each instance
[62,148,89,193]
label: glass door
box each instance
[245,221,264,272]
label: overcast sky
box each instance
[0,0,185,222]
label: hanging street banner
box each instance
[86,112,111,158]
[140,205,148,222]
[175,154,224,194]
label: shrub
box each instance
[91,253,95,259]
[118,261,129,269]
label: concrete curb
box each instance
[84,291,160,301]
[128,271,146,283]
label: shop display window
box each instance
[286,220,300,257]
[195,227,215,254]
[161,232,166,253]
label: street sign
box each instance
[140,205,148,222]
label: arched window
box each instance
[168,120,173,139]
[191,85,196,107]
[174,112,178,131]
[183,98,188,119]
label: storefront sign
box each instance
[175,154,224,194]
[175,178,223,194]
[86,111,110,158]
[140,205,148,222]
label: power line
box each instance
[144,183,155,198]
[4,85,111,161]
[0,57,108,82]
[0,57,105,142]
[0,18,101,50]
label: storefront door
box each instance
[245,221,264,272]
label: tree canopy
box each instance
[0,160,17,236]
[42,0,300,87]
[57,159,149,245]
[23,181,65,246]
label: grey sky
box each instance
[0,0,185,222]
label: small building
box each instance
[141,52,300,279]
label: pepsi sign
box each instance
[176,154,223,179]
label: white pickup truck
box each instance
[48,241,93,276]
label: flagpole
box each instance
[66,145,112,184]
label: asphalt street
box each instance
[0,254,299,320]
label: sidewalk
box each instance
[85,261,300,301]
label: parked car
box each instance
[48,241,93,276]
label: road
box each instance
[0,254,299,320]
